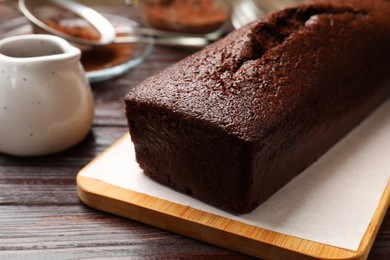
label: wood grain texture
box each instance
[0,4,388,260]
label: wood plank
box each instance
[0,205,244,259]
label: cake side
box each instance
[125,0,390,213]
[127,104,255,212]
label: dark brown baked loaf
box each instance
[125,0,390,213]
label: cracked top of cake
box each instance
[125,0,390,141]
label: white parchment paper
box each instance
[80,99,390,251]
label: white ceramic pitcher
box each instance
[0,35,94,156]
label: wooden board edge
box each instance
[356,178,390,260]
[76,174,377,260]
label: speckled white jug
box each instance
[0,35,94,156]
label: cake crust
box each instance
[125,0,390,213]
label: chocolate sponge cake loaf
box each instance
[125,0,390,213]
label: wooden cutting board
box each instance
[77,134,390,260]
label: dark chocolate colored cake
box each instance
[125,0,390,213]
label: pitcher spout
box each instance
[0,34,80,64]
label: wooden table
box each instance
[0,4,388,259]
